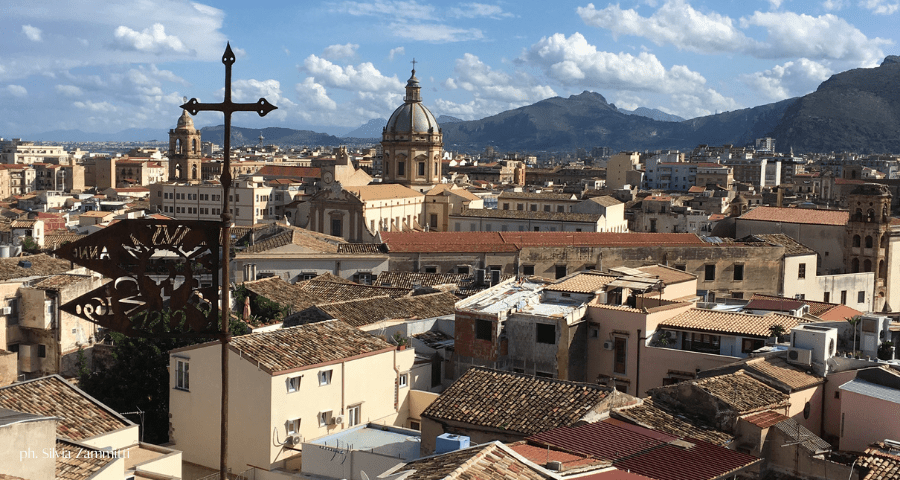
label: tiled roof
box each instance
[858,443,900,480]
[585,196,622,207]
[381,231,706,253]
[412,330,454,349]
[690,373,790,414]
[298,279,411,301]
[294,292,458,328]
[507,441,608,471]
[744,297,806,312]
[0,376,131,441]
[254,165,322,178]
[242,226,343,254]
[421,367,613,436]
[612,399,732,446]
[178,319,393,375]
[32,274,92,291]
[635,265,697,284]
[545,271,617,293]
[375,271,471,289]
[11,219,36,228]
[55,439,117,480]
[748,233,816,255]
[772,416,831,453]
[43,233,86,250]
[739,206,849,226]
[498,191,578,201]
[243,276,322,311]
[456,208,602,223]
[337,243,388,254]
[742,410,787,429]
[658,308,800,338]
[699,354,823,392]
[344,184,424,200]
[528,419,760,480]
[749,293,862,321]
[394,442,554,480]
[0,254,74,281]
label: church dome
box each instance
[176,109,195,130]
[385,69,439,134]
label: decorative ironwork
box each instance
[54,219,221,337]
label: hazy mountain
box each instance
[768,56,900,154]
[343,118,387,138]
[437,115,464,123]
[620,107,685,123]
[22,128,169,143]
[199,126,344,147]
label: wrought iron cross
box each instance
[411,58,417,72]
[179,42,276,478]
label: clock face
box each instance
[323,172,333,184]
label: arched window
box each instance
[867,209,875,222]
[880,260,887,279]
[192,139,198,154]
[864,259,872,272]
[855,208,862,221]
[192,164,198,180]
[866,236,873,248]
[175,164,182,179]
[852,258,860,273]
[881,235,888,248]
[853,235,861,247]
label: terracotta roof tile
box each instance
[243,276,322,311]
[749,293,862,321]
[396,442,554,480]
[739,206,848,226]
[381,232,706,253]
[659,308,800,338]
[55,439,117,480]
[254,165,322,178]
[421,367,613,436]
[0,254,74,281]
[742,410,787,429]
[612,399,733,446]
[699,354,824,392]
[457,208,602,223]
[508,441,608,471]
[0,376,131,441]
[298,279,410,301]
[289,292,457,328]
[181,319,393,375]
[859,443,900,480]
[243,226,343,254]
[748,233,817,255]
[690,373,790,414]
[545,271,617,293]
[528,419,760,480]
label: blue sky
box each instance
[1,0,897,137]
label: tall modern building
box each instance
[381,67,443,193]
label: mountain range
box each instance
[15,56,900,154]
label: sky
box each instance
[1,0,898,138]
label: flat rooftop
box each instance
[457,280,543,314]
[310,423,421,461]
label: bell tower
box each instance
[169,109,202,182]
[845,183,893,311]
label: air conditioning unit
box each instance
[787,347,812,366]
[665,330,677,340]
[330,415,344,425]
[290,435,302,446]
[603,340,614,351]
[0,307,11,315]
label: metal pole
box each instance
[219,61,233,480]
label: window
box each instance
[318,411,332,427]
[287,376,301,393]
[858,291,866,304]
[704,264,716,281]
[523,265,535,276]
[734,264,744,281]
[398,161,405,175]
[319,369,333,386]
[530,204,537,211]
[841,290,847,305]
[798,263,806,279]
[424,265,437,274]
[555,265,567,279]
[502,203,510,210]
[347,405,361,427]
[175,359,190,390]
[287,418,300,435]
[731,292,743,299]
[517,203,524,211]
[38,344,46,358]
[536,323,556,344]
[399,373,409,388]
[544,205,550,212]
[457,266,469,275]
[409,420,420,430]
[418,162,425,176]
[589,327,599,338]
[742,338,764,353]
[675,264,686,271]
[613,337,627,374]
[824,292,830,303]
[475,319,492,341]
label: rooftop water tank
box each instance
[434,433,470,454]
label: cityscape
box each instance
[3,1,900,480]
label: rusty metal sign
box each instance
[54,219,221,338]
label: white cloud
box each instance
[741,58,833,101]
[323,43,358,60]
[73,100,117,112]
[768,0,783,8]
[330,1,435,20]
[823,0,847,9]
[449,53,556,104]
[300,55,403,92]
[3,85,27,97]
[389,47,405,61]
[387,22,483,42]
[861,0,900,14]
[578,1,752,54]
[742,12,889,65]
[447,3,514,19]
[22,25,42,42]
[230,79,294,121]
[55,85,83,96]
[112,23,190,54]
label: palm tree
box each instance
[846,316,862,354]
[769,324,787,343]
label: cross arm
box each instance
[180,98,277,117]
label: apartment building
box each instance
[149,176,279,226]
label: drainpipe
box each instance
[393,349,400,412]
[341,361,345,416]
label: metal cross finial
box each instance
[178,41,276,479]
[411,58,417,73]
